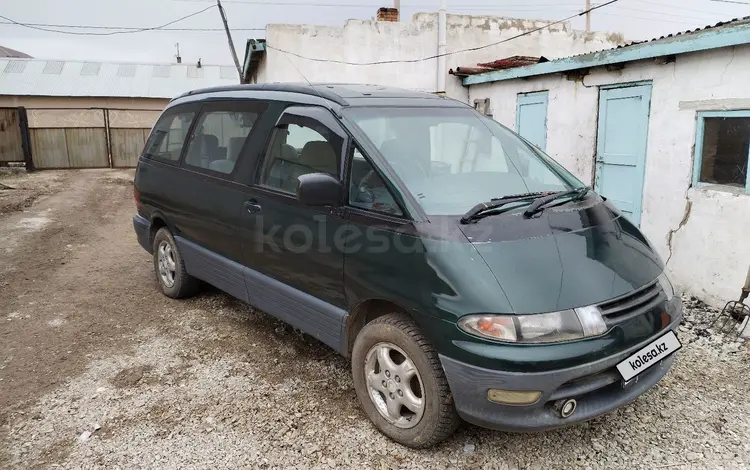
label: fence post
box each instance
[17,107,33,172]
[103,108,113,168]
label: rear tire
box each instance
[351,313,460,448]
[152,228,200,299]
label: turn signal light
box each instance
[487,389,542,405]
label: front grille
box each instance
[598,279,664,326]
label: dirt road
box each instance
[1,170,749,469]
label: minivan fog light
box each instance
[487,389,542,405]
[458,306,608,343]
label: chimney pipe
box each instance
[377,7,399,22]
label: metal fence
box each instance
[0,107,160,170]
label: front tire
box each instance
[152,228,200,299]
[351,313,460,448]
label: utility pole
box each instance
[394,0,400,21]
[217,0,244,83]
[585,0,591,32]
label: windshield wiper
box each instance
[460,192,551,224]
[523,187,590,218]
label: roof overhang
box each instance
[463,20,750,86]
[242,39,266,84]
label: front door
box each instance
[595,84,652,226]
[241,106,348,310]
[516,91,549,151]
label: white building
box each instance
[460,17,750,307]
[243,9,625,101]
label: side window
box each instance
[258,117,342,194]
[184,109,259,174]
[348,148,402,216]
[144,111,195,162]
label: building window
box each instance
[694,111,750,192]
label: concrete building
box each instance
[242,9,625,101]
[0,59,240,168]
[459,17,750,307]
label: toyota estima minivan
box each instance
[133,84,682,448]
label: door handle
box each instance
[244,200,262,214]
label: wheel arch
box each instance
[148,211,172,247]
[345,299,411,356]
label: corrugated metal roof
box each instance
[0,59,241,99]
[464,16,750,85]
[477,56,549,70]
[451,56,550,77]
[564,16,750,60]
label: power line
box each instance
[597,12,700,25]
[170,0,588,7]
[609,5,733,22]
[631,0,742,16]
[0,21,265,32]
[0,5,219,36]
[265,0,620,66]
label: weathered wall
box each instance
[258,13,624,102]
[468,44,750,306]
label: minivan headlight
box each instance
[458,305,608,344]
[657,272,675,300]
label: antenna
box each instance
[277,50,342,118]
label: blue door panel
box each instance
[516,91,549,151]
[595,84,652,226]
[595,165,637,218]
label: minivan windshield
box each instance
[345,107,584,215]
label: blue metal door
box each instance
[595,84,652,226]
[516,91,548,151]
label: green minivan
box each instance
[133,84,682,448]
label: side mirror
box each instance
[296,173,342,207]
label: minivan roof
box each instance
[173,83,467,108]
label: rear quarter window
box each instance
[144,111,196,162]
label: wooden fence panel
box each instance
[0,108,24,162]
[29,129,70,168]
[65,128,109,168]
[30,128,69,168]
[111,128,147,167]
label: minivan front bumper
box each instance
[440,304,682,432]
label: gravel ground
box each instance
[1,170,749,469]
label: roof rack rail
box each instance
[172,83,348,106]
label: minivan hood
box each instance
[457,197,664,314]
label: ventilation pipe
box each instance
[437,0,447,94]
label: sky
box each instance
[1,0,749,66]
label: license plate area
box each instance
[616,330,681,382]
